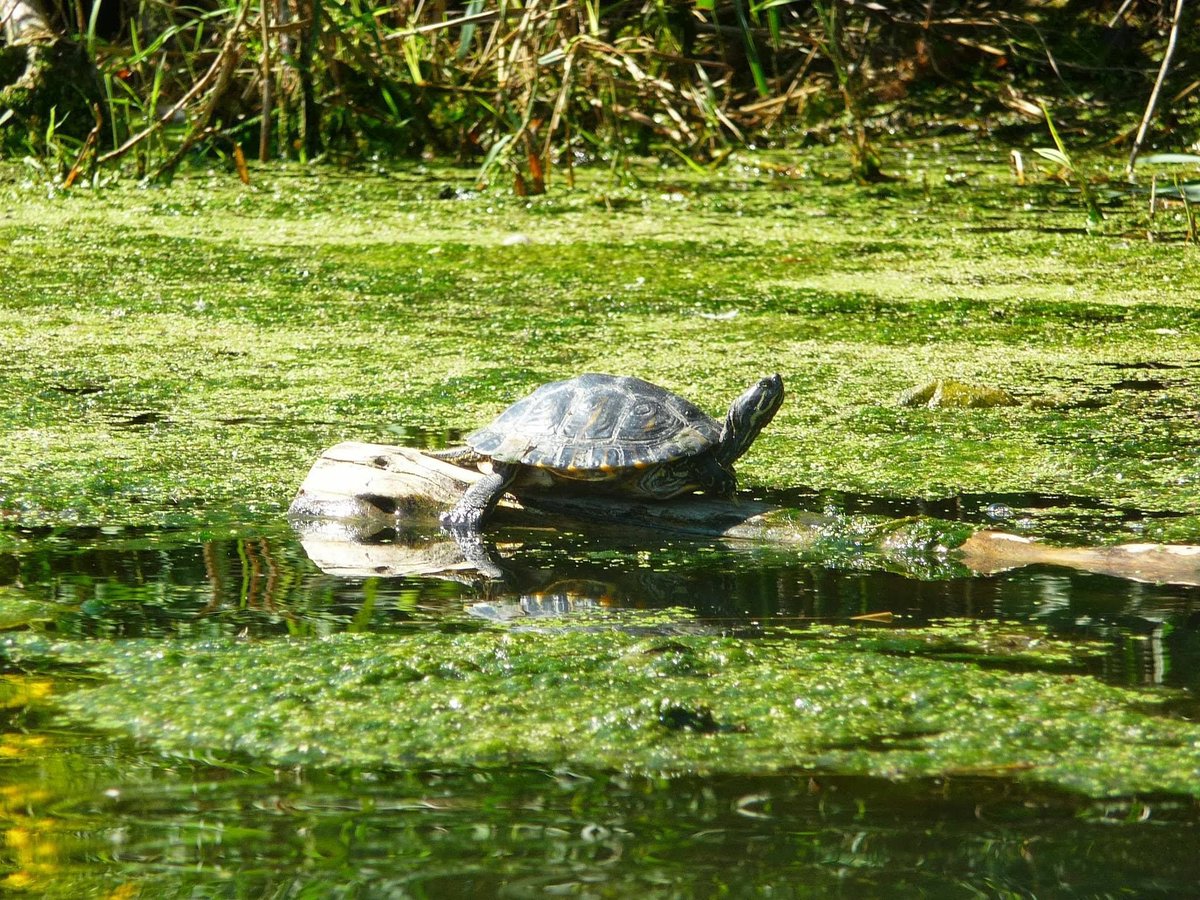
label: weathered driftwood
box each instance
[288,441,827,539]
[289,441,1200,586]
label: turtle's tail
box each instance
[425,446,487,465]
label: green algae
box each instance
[1,143,1199,545]
[2,145,1200,895]
[0,588,56,630]
[8,618,1197,799]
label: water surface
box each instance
[4,143,1200,894]
[3,520,1200,895]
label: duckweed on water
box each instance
[1,145,1199,543]
[10,620,1198,799]
[4,146,1200,895]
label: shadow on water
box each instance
[3,518,1200,894]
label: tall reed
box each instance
[4,1,1194,189]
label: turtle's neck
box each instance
[715,375,784,467]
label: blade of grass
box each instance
[731,0,769,98]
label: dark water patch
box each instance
[50,382,105,396]
[213,414,341,429]
[1097,361,1188,370]
[4,523,1200,690]
[1113,378,1167,391]
[3,745,1198,897]
[108,411,168,428]
[658,703,746,734]
[962,223,1095,237]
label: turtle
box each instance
[430,372,784,534]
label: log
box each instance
[287,441,827,540]
[288,441,1200,586]
[1,0,52,42]
[955,530,1200,586]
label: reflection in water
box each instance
[2,522,1197,687]
[0,526,472,638]
[1,523,1200,894]
[2,743,1198,897]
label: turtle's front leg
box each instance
[440,462,520,534]
[696,455,737,499]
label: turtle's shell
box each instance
[466,373,721,475]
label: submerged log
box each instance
[289,441,1200,586]
[955,531,1200,586]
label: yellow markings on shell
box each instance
[642,417,657,432]
[581,399,608,434]
[632,459,650,469]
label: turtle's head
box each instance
[717,374,784,467]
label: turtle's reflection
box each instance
[289,515,1200,682]
[292,517,773,615]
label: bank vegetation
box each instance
[0,0,1195,187]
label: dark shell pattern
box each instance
[466,373,721,476]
